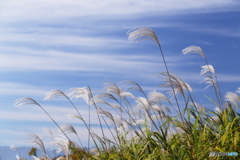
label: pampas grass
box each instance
[14,27,240,160]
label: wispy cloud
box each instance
[0,44,189,74]
[3,104,92,123]
[1,0,239,23]
[218,74,240,82]
[0,82,48,96]
[189,28,240,37]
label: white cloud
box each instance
[0,82,48,96]
[218,74,240,82]
[2,104,98,123]
[0,0,238,23]
[189,28,240,37]
[0,45,168,73]
[0,32,128,48]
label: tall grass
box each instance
[14,27,240,160]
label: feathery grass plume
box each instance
[50,136,70,160]
[182,45,205,58]
[15,98,67,136]
[44,90,69,101]
[119,80,146,96]
[59,124,83,149]
[109,103,123,112]
[151,104,171,114]
[200,76,218,91]
[43,127,53,139]
[96,107,113,120]
[148,90,169,102]
[44,88,93,152]
[15,97,41,108]
[225,92,240,106]
[67,87,94,152]
[128,28,184,126]
[10,145,21,159]
[183,45,223,109]
[67,113,82,120]
[104,82,134,99]
[67,87,91,104]
[14,97,83,157]
[26,132,49,160]
[127,27,160,46]
[59,124,78,135]
[109,117,123,126]
[135,97,153,110]
[159,72,192,102]
[200,64,215,76]
[135,97,161,127]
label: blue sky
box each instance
[0,0,240,149]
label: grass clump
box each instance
[14,27,240,160]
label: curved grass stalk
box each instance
[127,28,184,124]
[14,97,86,159]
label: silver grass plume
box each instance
[127,27,160,46]
[109,103,123,112]
[106,116,124,128]
[14,97,77,151]
[67,87,91,105]
[10,145,21,159]
[135,97,154,110]
[151,104,171,113]
[183,45,223,109]
[200,64,215,76]
[159,72,192,99]
[43,127,53,139]
[96,107,113,120]
[50,136,70,160]
[14,97,41,109]
[119,80,145,94]
[67,113,83,120]
[127,27,183,123]
[67,86,93,152]
[113,117,123,126]
[59,124,78,135]
[59,124,83,148]
[26,132,49,160]
[148,90,169,102]
[182,45,205,58]
[104,82,134,99]
[44,90,69,100]
[200,76,218,91]
[89,97,107,105]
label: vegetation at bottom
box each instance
[11,28,240,160]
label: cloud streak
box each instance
[1,0,239,23]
